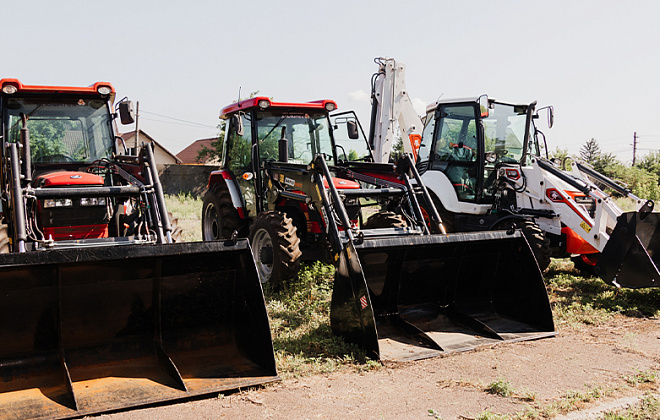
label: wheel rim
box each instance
[580,254,599,266]
[203,203,220,240]
[251,228,273,283]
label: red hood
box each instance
[35,171,104,187]
[323,177,360,189]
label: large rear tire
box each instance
[202,183,244,241]
[248,211,302,289]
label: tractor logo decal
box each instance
[70,175,82,179]
[283,177,296,187]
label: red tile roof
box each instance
[176,138,220,164]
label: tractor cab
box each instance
[418,95,546,205]
[217,97,372,219]
[0,79,142,245]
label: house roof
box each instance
[119,130,182,164]
[176,137,219,164]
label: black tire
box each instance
[508,220,552,271]
[363,211,407,229]
[248,211,302,289]
[0,222,9,253]
[571,254,599,276]
[202,183,244,241]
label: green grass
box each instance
[624,369,658,386]
[600,394,660,419]
[545,259,660,329]
[486,379,515,397]
[164,193,203,242]
[263,262,378,378]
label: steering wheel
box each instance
[450,142,474,160]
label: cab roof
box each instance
[0,79,116,103]
[220,97,338,119]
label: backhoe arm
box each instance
[369,57,424,163]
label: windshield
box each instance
[482,102,530,163]
[255,111,334,164]
[4,96,115,164]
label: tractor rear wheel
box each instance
[363,211,407,229]
[202,184,244,241]
[248,211,302,289]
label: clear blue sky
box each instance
[5,0,659,164]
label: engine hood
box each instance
[34,171,104,187]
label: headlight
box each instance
[258,99,270,109]
[44,198,73,208]
[1,84,17,94]
[80,197,107,206]
[325,102,337,112]
[97,85,112,95]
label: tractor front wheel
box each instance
[248,211,302,289]
[363,211,407,229]
[571,254,599,276]
[516,220,552,272]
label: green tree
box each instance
[196,90,260,164]
[591,152,618,174]
[598,163,660,201]
[579,138,601,163]
[196,122,224,163]
[637,151,660,180]
[390,135,404,162]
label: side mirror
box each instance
[347,120,359,140]
[478,94,490,118]
[231,114,244,136]
[537,105,554,129]
[118,101,135,125]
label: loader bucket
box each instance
[0,240,277,420]
[597,210,660,288]
[331,230,555,361]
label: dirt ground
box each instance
[97,315,660,420]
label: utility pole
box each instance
[632,132,638,165]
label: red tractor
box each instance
[202,97,372,286]
[0,79,276,420]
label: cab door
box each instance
[224,113,260,217]
[329,111,372,162]
[428,104,481,202]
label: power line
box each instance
[139,110,217,128]
[139,116,219,130]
